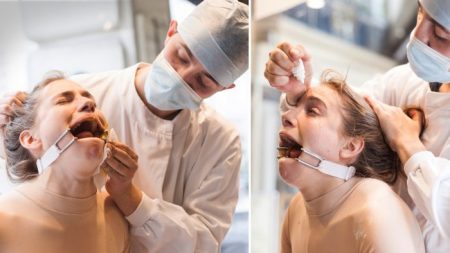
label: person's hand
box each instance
[365,96,426,164]
[104,141,142,216]
[264,41,313,105]
[0,92,27,158]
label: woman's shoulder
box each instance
[0,189,31,232]
[348,178,425,252]
[353,178,399,201]
[0,188,29,212]
[349,178,415,222]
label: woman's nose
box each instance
[78,98,96,112]
[281,110,295,128]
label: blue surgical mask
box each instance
[144,51,202,110]
[407,36,450,83]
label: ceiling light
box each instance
[307,0,326,9]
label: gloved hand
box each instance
[0,92,27,159]
[264,41,313,105]
[365,96,426,165]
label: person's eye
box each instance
[56,99,68,105]
[434,31,449,42]
[306,107,320,115]
[56,96,74,105]
[178,49,190,64]
[433,25,450,42]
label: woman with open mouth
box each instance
[277,71,424,253]
[0,71,130,253]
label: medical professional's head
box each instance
[145,0,249,111]
[278,71,399,188]
[407,0,450,83]
[4,72,108,182]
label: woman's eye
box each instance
[306,107,319,115]
[56,99,67,105]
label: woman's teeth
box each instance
[76,131,94,139]
[277,146,302,159]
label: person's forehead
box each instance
[172,34,193,56]
[41,79,86,98]
[306,85,341,109]
[419,1,450,31]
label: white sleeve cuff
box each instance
[126,193,155,227]
[404,150,434,175]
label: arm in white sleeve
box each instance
[126,139,241,253]
[404,151,450,239]
[358,73,392,102]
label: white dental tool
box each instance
[295,148,355,181]
[292,60,305,83]
[36,128,77,174]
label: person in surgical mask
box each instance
[0,72,131,253]
[278,71,424,253]
[0,1,248,252]
[264,0,450,251]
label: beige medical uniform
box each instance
[0,178,129,253]
[280,177,424,253]
[362,63,450,252]
[71,63,241,253]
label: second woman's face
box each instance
[278,85,347,186]
[33,80,108,177]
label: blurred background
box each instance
[0,0,249,252]
[251,0,418,252]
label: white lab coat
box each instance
[71,63,241,253]
[360,63,450,253]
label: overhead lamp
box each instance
[307,0,326,9]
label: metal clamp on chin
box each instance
[295,148,355,181]
[36,128,77,174]
[295,148,322,168]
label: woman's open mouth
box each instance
[70,117,108,140]
[278,133,302,159]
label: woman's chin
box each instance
[278,158,302,187]
[78,138,105,155]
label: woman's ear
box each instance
[19,130,42,156]
[164,20,178,45]
[339,136,364,163]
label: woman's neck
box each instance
[39,166,97,198]
[295,174,345,201]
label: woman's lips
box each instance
[278,132,303,159]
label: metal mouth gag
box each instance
[278,146,356,181]
[36,128,77,174]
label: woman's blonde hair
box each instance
[320,70,401,185]
[4,71,66,182]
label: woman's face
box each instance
[278,85,348,187]
[31,80,108,178]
